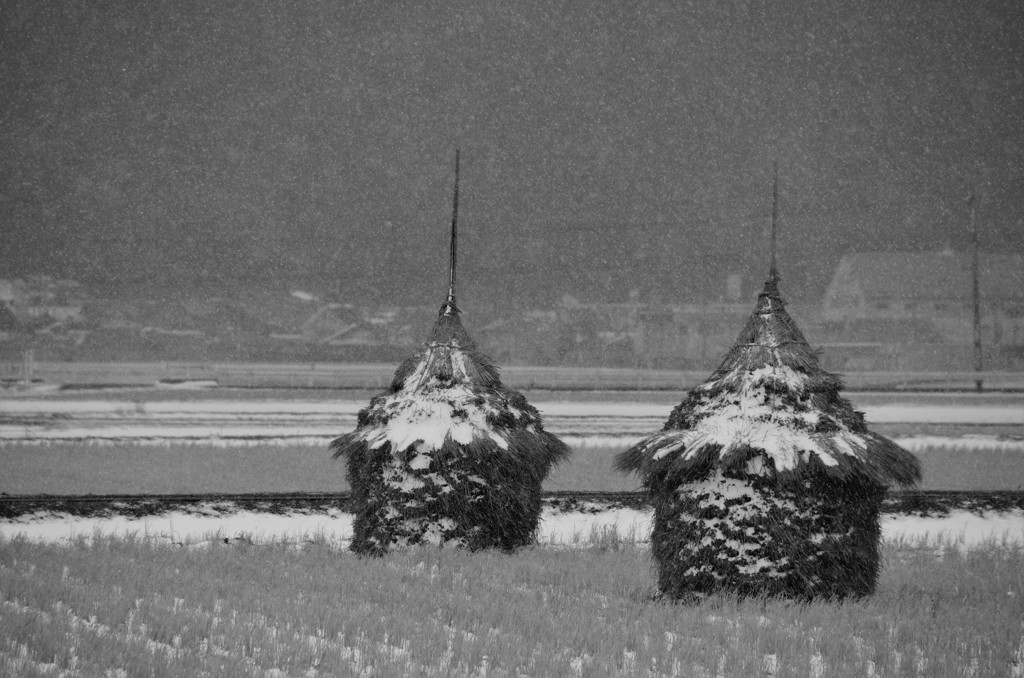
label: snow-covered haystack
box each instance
[617,270,920,600]
[330,152,569,555]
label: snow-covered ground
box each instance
[3,505,1022,551]
[1,397,1022,446]
[2,395,1021,549]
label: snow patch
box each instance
[359,386,510,454]
[1,507,1021,549]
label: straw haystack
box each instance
[331,153,569,555]
[619,167,919,600]
[618,264,920,599]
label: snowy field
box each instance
[3,503,1023,550]
[1,395,1023,445]
[2,393,1022,548]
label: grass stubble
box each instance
[1,529,1022,678]
[1,434,1022,675]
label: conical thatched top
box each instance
[705,269,828,383]
[617,269,920,490]
[386,303,502,393]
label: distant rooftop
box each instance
[826,252,1024,304]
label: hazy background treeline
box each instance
[2,0,1023,314]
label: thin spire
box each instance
[769,159,780,285]
[758,160,783,304]
[441,150,460,317]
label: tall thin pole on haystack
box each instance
[768,162,781,411]
[443,150,461,317]
[969,194,983,391]
[770,160,780,283]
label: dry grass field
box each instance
[2,532,1023,677]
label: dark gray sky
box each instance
[2,0,1022,309]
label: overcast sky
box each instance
[2,0,1022,309]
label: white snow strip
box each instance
[860,404,1024,425]
[0,400,363,415]
[3,431,1024,454]
[2,508,1021,550]
[894,435,1024,452]
[0,510,355,547]
[537,508,653,544]
[2,429,1023,453]
[0,425,347,441]
[884,510,1024,548]
[2,398,1023,425]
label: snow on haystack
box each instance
[617,271,920,600]
[332,309,569,555]
[330,153,568,555]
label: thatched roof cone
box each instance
[331,153,569,555]
[616,268,920,600]
[382,302,501,394]
[617,270,921,491]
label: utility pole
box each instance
[21,347,34,387]
[969,194,982,391]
